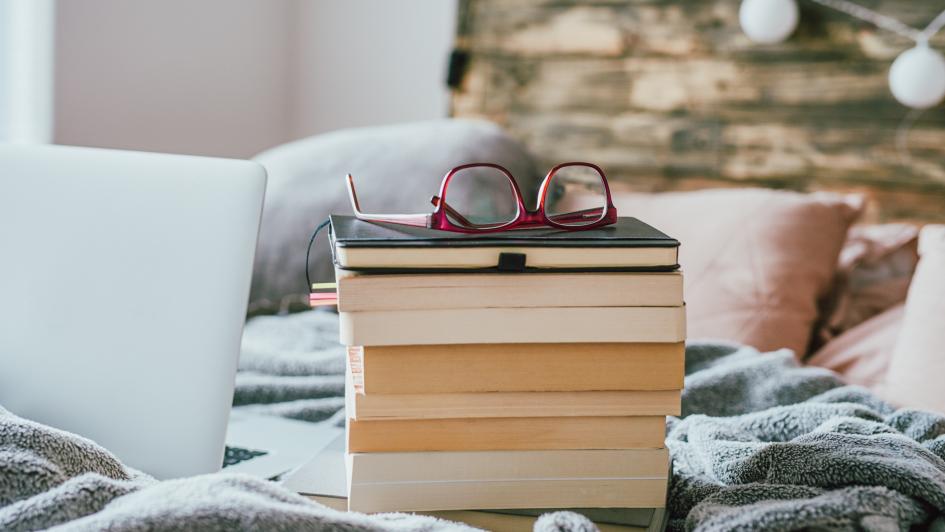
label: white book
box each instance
[347,478,669,513]
[346,376,682,420]
[334,244,679,270]
[348,447,670,482]
[334,269,684,311]
[282,434,669,531]
[339,306,687,346]
[346,447,669,512]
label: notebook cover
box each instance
[329,215,679,249]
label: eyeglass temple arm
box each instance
[431,195,475,227]
[346,174,431,227]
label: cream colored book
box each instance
[339,306,686,346]
[334,269,683,311]
[347,387,681,420]
[348,342,685,394]
[348,447,669,482]
[349,479,669,513]
[346,415,666,452]
[286,435,668,530]
[302,497,661,532]
[346,369,681,419]
[335,244,679,269]
[423,510,662,532]
[347,446,669,512]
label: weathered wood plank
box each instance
[510,112,945,182]
[458,55,941,119]
[452,0,945,221]
[460,1,945,58]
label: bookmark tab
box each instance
[310,281,338,307]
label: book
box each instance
[347,342,685,394]
[422,509,667,532]
[302,496,662,532]
[348,447,669,512]
[329,215,679,271]
[334,270,684,311]
[339,306,686,346]
[346,379,682,420]
[345,415,666,452]
[283,434,668,531]
[349,479,669,514]
[347,446,669,482]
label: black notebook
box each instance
[329,215,679,273]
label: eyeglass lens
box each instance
[544,164,608,227]
[442,166,521,229]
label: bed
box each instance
[3,120,944,531]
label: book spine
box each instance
[348,478,669,513]
[358,343,685,394]
[339,307,687,346]
[336,272,684,311]
[347,416,666,452]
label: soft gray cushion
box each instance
[250,119,539,311]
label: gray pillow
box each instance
[250,119,540,312]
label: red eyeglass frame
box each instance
[346,162,618,233]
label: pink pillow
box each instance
[813,224,918,351]
[807,303,903,390]
[882,225,945,413]
[561,188,862,355]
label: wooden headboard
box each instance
[449,0,945,222]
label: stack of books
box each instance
[301,215,684,531]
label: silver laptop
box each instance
[0,144,337,479]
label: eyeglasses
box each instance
[346,162,617,233]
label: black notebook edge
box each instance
[333,264,681,275]
[329,215,680,249]
[327,216,681,275]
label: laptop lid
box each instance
[0,144,266,479]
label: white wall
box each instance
[290,0,456,140]
[52,0,456,159]
[54,0,295,158]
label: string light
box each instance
[809,0,945,110]
[739,0,799,44]
[739,1,945,162]
[888,45,945,109]
[741,0,945,109]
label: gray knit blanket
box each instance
[669,343,945,531]
[2,309,944,531]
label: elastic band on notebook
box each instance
[497,252,527,272]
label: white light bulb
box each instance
[739,0,799,44]
[889,44,945,109]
